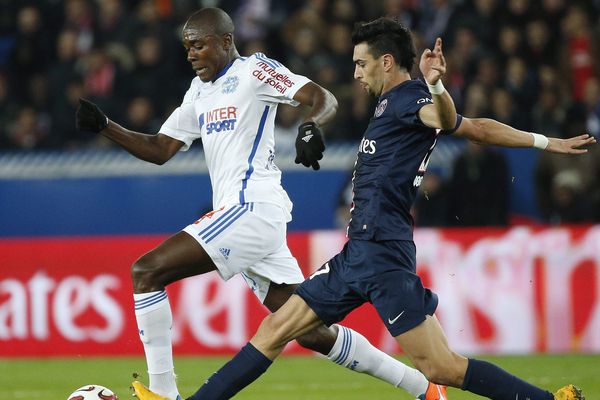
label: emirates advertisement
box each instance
[1,226,599,357]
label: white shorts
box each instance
[182,202,304,302]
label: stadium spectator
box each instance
[10,5,51,102]
[560,4,598,102]
[0,72,17,148]
[448,141,510,226]
[524,19,556,66]
[582,77,600,137]
[535,105,600,223]
[498,24,524,61]
[546,169,593,224]
[412,168,450,227]
[531,86,565,137]
[6,106,49,149]
[62,0,95,55]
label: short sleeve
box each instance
[394,80,433,126]
[247,53,311,106]
[159,78,201,151]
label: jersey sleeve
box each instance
[247,53,311,106]
[394,80,433,126]
[159,78,201,151]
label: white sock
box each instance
[327,325,428,398]
[134,290,180,400]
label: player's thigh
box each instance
[262,282,298,312]
[132,231,217,291]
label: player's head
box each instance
[351,18,416,96]
[182,8,238,82]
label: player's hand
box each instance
[76,98,109,133]
[295,121,325,170]
[419,37,446,85]
[546,134,596,154]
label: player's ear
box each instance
[222,33,233,50]
[382,54,394,72]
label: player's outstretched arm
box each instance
[454,117,596,154]
[76,98,183,164]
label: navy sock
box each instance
[187,343,272,400]
[462,358,553,400]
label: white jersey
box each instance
[160,53,311,219]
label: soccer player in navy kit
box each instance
[180,17,595,400]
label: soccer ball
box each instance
[67,385,118,400]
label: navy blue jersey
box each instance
[347,79,461,241]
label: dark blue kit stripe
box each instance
[239,105,269,204]
[334,326,352,365]
[205,208,248,243]
[134,291,167,310]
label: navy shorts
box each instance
[295,239,438,337]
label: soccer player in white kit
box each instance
[76,7,447,400]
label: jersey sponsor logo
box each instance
[222,76,239,94]
[417,97,433,104]
[200,107,238,135]
[252,61,295,94]
[358,137,376,154]
[374,98,387,117]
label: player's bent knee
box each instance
[131,254,165,292]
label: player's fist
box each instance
[76,98,108,133]
[295,121,325,171]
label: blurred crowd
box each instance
[1,0,600,225]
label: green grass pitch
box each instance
[1,354,598,399]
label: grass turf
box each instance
[1,354,598,399]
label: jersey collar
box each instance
[212,58,238,82]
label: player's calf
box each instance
[295,324,338,355]
[411,351,466,387]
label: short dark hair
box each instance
[186,7,234,35]
[351,18,416,71]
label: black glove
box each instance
[295,121,325,170]
[76,98,108,133]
